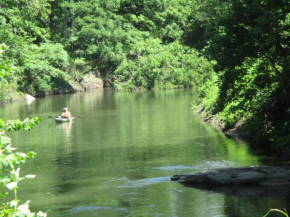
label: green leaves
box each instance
[0,117,44,216]
[5,117,41,132]
[63,0,214,90]
[1,0,216,94]
[113,39,215,90]
[0,44,16,80]
[264,209,289,217]
[196,0,290,151]
[16,43,70,93]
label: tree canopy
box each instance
[0,0,214,93]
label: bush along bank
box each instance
[194,0,290,155]
[197,67,290,156]
[0,43,103,102]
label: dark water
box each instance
[1,88,289,217]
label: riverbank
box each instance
[197,107,246,140]
[197,106,290,157]
[0,92,35,104]
[1,73,104,103]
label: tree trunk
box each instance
[49,1,55,34]
[62,7,68,38]
[70,13,74,37]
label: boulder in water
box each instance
[171,166,290,186]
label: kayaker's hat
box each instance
[63,107,68,111]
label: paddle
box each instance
[48,115,83,118]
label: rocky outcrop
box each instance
[1,93,35,104]
[67,73,103,92]
[80,73,103,90]
[171,166,290,186]
[25,94,35,101]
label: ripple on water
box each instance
[117,176,171,189]
[100,177,129,185]
[153,165,198,171]
[70,206,128,215]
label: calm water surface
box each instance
[1,88,289,217]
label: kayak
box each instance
[55,116,74,123]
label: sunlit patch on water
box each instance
[117,177,170,189]
[100,177,129,185]
[70,206,128,215]
[153,165,199,171]
[153,160,234,172]
[202,160,235,169]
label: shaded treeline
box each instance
[196,0,290,154]
[0,0,215,96]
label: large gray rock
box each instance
[68,73,104,92]
[80,73,103,90]
[171,166,290,186]
[25,94,35,101]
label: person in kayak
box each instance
[61,108,71,119]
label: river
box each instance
[1,88,289,217]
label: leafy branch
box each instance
[0,117,46,217]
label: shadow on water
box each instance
[180,183,290,217]
[181,183,290,197]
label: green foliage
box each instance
[0,44,18,102]
[0,0,51,42]
[0,117,46,216]
[5,117,41,132]
[0,43,46,215]
[0,0,70,95]
[16,43,70,94]
[0,44,13,78]
[113,40,215,90]
[195,0,290,152]
[1,0,215,93]
[119,0,196,42]
[1,0,290,153]
[58,0,213,90]
[264,209,289,217]
[198,72,219,115]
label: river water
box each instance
[1,88,289,217]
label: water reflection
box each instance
[70,206,128,215]
[55,121,72,153]
[179,183,290,216]
[116,176,170,189]
[2,89,288,217]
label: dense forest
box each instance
[0,0,216,95]
[0,0,290,153]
